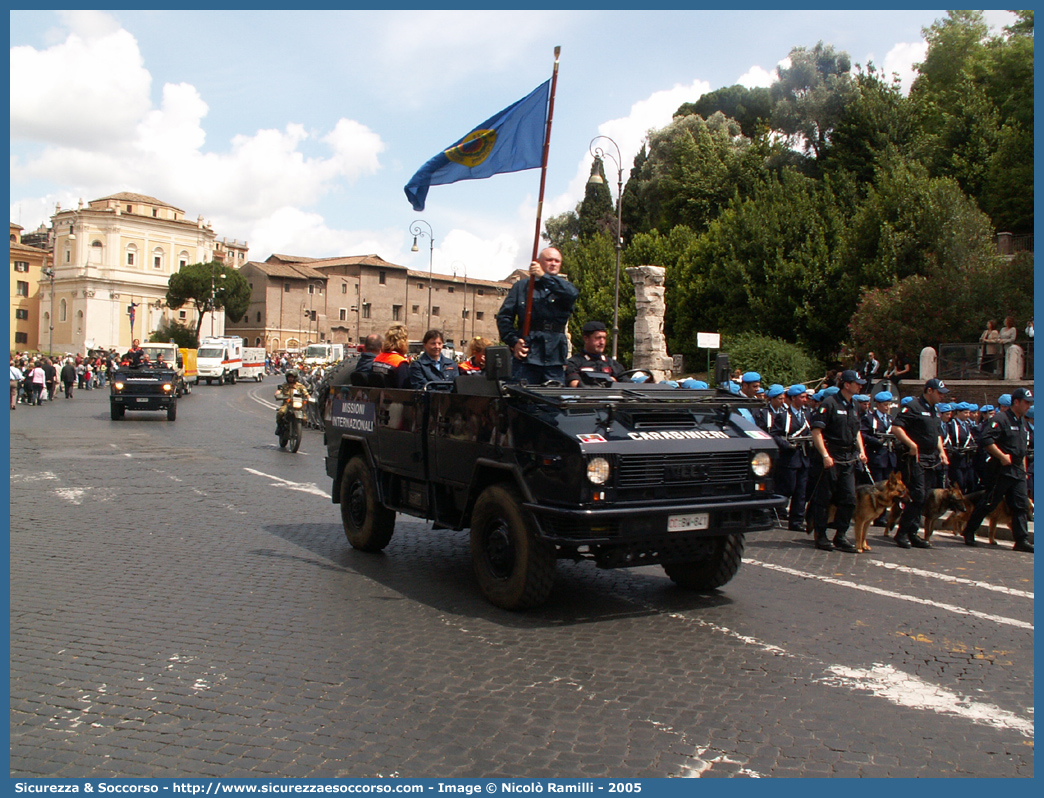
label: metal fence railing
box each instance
[937,342,1032,381]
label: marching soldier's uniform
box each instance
[771,384,812,531]
[861,391,898,483]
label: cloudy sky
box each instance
[9,9,1016,282]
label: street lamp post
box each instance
[452,261,467,347]
[588,136,625,361]
[410,220,434,330]
[42,265,55,356]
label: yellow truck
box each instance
[139,342,196,397]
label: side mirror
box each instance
[714,352,731,386]
[484,346,513,381]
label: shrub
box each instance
[721,331,822,386]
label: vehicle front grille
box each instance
[617,451,750,489]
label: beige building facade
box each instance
[10,223,52,353]
[43,193,225,353]
[226,254,514,352]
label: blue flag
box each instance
[404,80,550,211]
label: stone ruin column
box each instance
[625,265,674,381]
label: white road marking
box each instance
[863,559,1033,599]
[607,588,1034,754]
[819,663,1035,738]
[243,467,329,498]
[745,559,1033,630]
[10,471,58,483]
[681,748,766,778]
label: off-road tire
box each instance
[663,533,745,591]
[470,484,556,610]
[110,402,123,420]
[340,456,395,551]
[167,402,177,421]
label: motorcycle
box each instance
[277,387,307,453]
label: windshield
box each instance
[197,348,223,358]
[142,346,175,360]
[304,345,329,358]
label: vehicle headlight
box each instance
[587,456,611,485]
[162,383,173,392]
[751,452,772,477]
[114,382,124,391]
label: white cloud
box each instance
[737,65,775,89]
[11,24,151,149]
[881,40,928,95]
[10,16,388,248]
[229,207,401,263]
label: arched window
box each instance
[178,250,190,269]
[152,247,164,270]
[126,244,137,267]
[59,298,67,322]
[90,239,103,265]
[255,337,262,347]
[76,310,83,332]
[256,311,261,323]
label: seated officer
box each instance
[565,321,625,387]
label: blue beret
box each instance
[967,403,979,411]
[766,384,784,398]
[824,386,840,396]
[812,391,823,401]
[680,378,709,389]
[874,391,893,402]
[981,404,994,412]
[630,373,649,383]
[901,396,914,406]
[955,402,969,411]
[855,394,870,402]
[936,403,951,413]
[741,371,761,383]
[998,394,1012,407]
[1027,405,1034,419]
[786,384,806,396]
[663,380,679,388]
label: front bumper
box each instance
[111,395,174,410]
[526,495,787,545]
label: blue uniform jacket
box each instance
[495,274,579,367]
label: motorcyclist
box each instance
[275,369,310,435]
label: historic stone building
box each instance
[42,193,232,353]
[10,223,52,353]
[226,254,513,352]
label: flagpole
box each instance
[522,45,561,339]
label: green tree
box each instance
[166,261,251,342]
[850,252,1034,359]
[626,111,765,235]
[149,318,199,350]
[543,210,580,250]
[910,10,1034,232]
[675,84,773,139]
[721,332,822,387]
[560,233,635,367]
[577,156,615,240]
[771,41,856,160]
[821,64,915,186]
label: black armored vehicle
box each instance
[109,362,178,421]
[324,347,784,609]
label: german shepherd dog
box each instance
[942,494,1034,545]
[851,472,908,552]
[884,483,967,542]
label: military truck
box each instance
[109,362,179,421]
[323,347,784,609]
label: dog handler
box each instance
[808,370,868,553]
[890,379,951,549]
[962,387,1035,553]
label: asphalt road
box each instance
[9,381,1035,778]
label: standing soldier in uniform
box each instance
[496,247,579,384]
[808,370,868,553]
[862,391,898,483]
[771,384,812,531]
[962,388,1034,552]
[890,379,951,549]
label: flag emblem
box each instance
[404,79,550,211]
[446,130,497,167]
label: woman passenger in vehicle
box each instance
[458,337,492,374]
[371,324,411,388]
[409,329,460,387]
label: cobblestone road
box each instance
[9,383,1034,778]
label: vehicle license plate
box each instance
[668,513,709,532]
[136,398,148,403]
